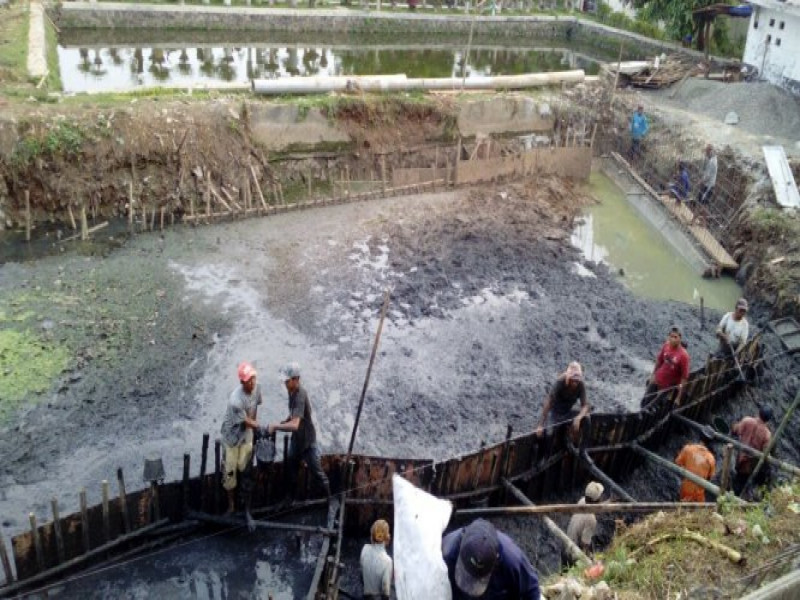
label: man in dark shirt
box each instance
[535,361,590,439]
[266,363,330,502]
[442,519,540,600]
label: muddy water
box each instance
[573,171,742,312]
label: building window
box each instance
[779,21,785,30]
[754,20,759,29]
[769,18,775,26]
[767,34,772,43]
[776,38,781,46]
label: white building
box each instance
[743,0,800,94]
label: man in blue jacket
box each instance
[629,104,649,161]
[443,519,540,600]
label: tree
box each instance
[631,0,732,50]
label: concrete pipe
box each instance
[251,70,585,95]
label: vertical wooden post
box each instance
[159,207,165,231]
[117,468,131,534]
[700,296,705,330]
[182,453,191,517]
[0,529,14,583]
[29,514,44,572]
[589,123,598,149]
[454,137,462,185]
[381,155,387,195]
[150,204,156,231]
[80,204,89,241]
[79,488,90,553]
[101,480,111,542]
[25,190,31,242]
[128,181,134,230]
[344,165,350,197]
[51,498,65,564]
[200,433,210,511]
[307,166,313,199]
[720,444,733,492]
[278,182,285,205]
[150,482,161,522]
[205,172,211,219]
[283,435,290,490]
[67,203,77,231]
[214,439,221,513]
[445,155,451,187]
[609,42,623,110]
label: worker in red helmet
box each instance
[220,361,263,515]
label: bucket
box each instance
[712,416,730,435]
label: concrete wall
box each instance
[247,103,350,151]
[453,145,592,185]
[51,3,686,56]
[743,7,800,94]
[458,97,554,136]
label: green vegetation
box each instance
[0,2,30,85]
[594,2,665,41]
[552,482,800,599]
[44,8,63,91]
[11,120,86,168]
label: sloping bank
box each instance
[52,2,686,57]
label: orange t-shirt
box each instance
[675,443,716,502]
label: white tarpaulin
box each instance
[393,474,453,600]
[763,146,800,209]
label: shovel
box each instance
[725,338,747,384]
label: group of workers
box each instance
[629,104,719,209]
[217,293,773,599]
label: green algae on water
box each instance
[0,329,69,421]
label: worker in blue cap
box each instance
[442,519,540,599]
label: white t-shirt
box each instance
[361,543,392,596]
[567,497,597,547]
[718,312,749,349]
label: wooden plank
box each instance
[688,225,738,269]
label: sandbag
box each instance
[392,474,453,600]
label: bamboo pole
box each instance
[59,221,109,244]
[24,190,31,242]
[79,488,90,553]
[744,390,800,493]
[457,501,717,517]
[29,514,44,572]
[159,207,165,231]
[187,511,335,536]
[381,155,387,194]
[454,137,462,185]
[573,447,636,502]
[80,204,89,241]
[0,529,14,584]
[720,444,733,492]
[205,173,211,219]
[672,414,800,477]
[200,433,209,512]
[502,479,590,566]
[101,480,111,542]
[250,165,268,211]
[117,468,131,534]
[51,498,65,564]
[67,203,77,231]
[182,453,191,518]
[214,439,221,514]
[128,182,134,230]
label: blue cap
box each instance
[455,520,499,597]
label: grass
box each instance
[552,482,800,599]
[0,2,30,85]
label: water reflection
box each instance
[58,44,602,93]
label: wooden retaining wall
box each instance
[2,338,760,590]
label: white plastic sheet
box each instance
[393,474,453,600]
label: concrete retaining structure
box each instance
[51,3,687,56]
[27,1,48,80]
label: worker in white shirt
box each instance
[361,519,393,600]
[716,298,749,357]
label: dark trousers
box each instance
[733,464,770,497]
[641,382,671,410]
[697,184,714,204]
[629,138,642,160]
[287,443,330,498]
[550,410,592,447]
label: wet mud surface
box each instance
[1,179,798,593]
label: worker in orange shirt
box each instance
[675,434,716,502]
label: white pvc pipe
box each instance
[251,70,585,95]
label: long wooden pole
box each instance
[0,529,14,584]
[743,390,800,493]
[457,501,717,517]
[573,447,636,502]
[186,511,335,536]
[345,290,391,460]
[672,414,800,477]
[502,479,590,566]
[632,443,732,501]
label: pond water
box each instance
[57,32,617,93]
[574,171,742,312]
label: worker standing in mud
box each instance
[535,361,591,440]
[629,104,649,161]
[566,481,604,558]
[642,327,690,409]
[442,519,540,600]
[697,144,718,205]
[715,298,749,358]
[731,405,772,496]
[675,434,716,502]
[265,363,331,503]
[361,519,393,600]
[220,361,263,515]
